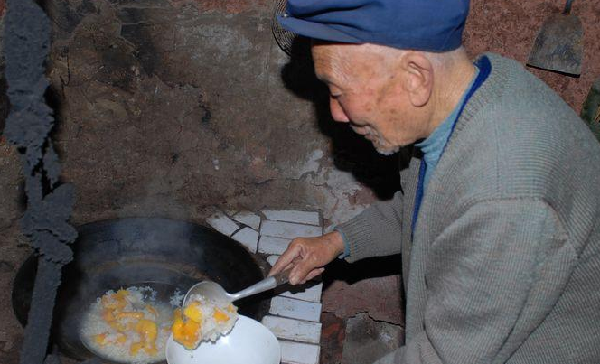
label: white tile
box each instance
[231,227,259,253]
[279,340,320,364]
[262,210,321,226]
[260,220,322,239]
[267,255,280,266]
[258,236,292,255]
[232,210,261,230]
[280,282,323,303]
[206,211,239,236]
[224,209,238,217]
[269,296,322,322]
[262,315,322,344]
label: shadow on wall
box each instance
[323,254,402,285]
[279,36,402,201]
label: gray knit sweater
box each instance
[338,53,600,364]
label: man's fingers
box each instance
[304,268,325,282]
[268,241,302,276]
[289,259,319,285]
[289,265,325,285]
[269,234,335,284]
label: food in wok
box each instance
[80,286,174,363]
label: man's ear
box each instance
[401,52,433,108]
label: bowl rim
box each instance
[165,314,281,364]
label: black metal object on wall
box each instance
[2,0,85,363]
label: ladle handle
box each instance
[231,266,292,301]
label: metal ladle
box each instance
[183,266,292,307]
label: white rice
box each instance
[169,288,184,307]
[80,286,173,364]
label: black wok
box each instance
[12,218,271,363]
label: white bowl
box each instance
[165,315,281,364]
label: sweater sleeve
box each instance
[373,199,577,364]
[336,190,404,263]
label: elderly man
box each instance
[269,0,600,363]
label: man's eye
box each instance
[331,93,342,99]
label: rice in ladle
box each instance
[172,293,239,349]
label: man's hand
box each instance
[268,231,345,285]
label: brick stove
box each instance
[207,208,325,364]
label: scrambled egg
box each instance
[92,289,160,356]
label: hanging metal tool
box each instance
[527,0,583,76]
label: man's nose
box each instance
[330,97,350,123]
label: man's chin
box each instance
[375,145,399,156]
[364,134,399,155]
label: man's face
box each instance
[312,43,429,154]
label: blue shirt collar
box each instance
[416,65,481,162]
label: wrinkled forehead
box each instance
[312,42,392,84]
[311,42,339,78]
[311,42,360,83]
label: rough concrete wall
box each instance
[42,0,395,230]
